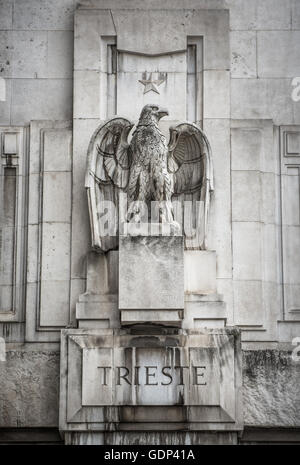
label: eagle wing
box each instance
[168,123,214,249]
[85,117,133,252]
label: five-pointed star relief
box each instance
[138,73,165,94]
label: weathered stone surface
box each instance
[119,235,184,310]
[231,31,256,79]
[0,0,13,29]
[11,79,72,125]
[232,171,261,222]
[292,0,300,29]
[231,127,263,172]
[203,70,230,119]
[184,251,217,295]
[227,0,291,30]
[257,32,300,78]
[13,0,75,31]
[66,431,238,445]
[112,10,187,55]
[243,351,300,427]
[11,31,47,78]
[232,222,262,281]
[60,328,243,432]
[234,280,263,327]
[0,350,59,427]
[47,31,73,79]
[231,78,296,125]
[0,0,300,442]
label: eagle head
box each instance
[138,104,169,126]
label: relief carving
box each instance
[86,104,214,251]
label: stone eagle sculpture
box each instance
[85,104,214,252]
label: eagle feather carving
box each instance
[86,104,213,252]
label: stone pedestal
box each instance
[59,327,243,444]
[76,251,119,328]
[119,235,184,325]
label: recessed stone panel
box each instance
[119,235,184,310]
[60,328,243,431]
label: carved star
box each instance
[138,73,165,94]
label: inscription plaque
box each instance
[60,328,243,432]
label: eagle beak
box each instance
[157,107,169,119]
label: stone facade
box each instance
[0,0,300,445]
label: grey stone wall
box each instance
[0,348,299,429]
[0,0,74,125]
[0,349,59,427]
[0,0,299,435]
[243,351,300,427]
[1,0,300,126]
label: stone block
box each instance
[74,11,106,71]
[119,235,184,310]
[203,70,230,119]
[40,280,70,327]
[11,31,47,79]
[60,328,243,433]
[243,350,300,426]
[228,0,291,31]
[43,129,72,172]
[75,250,119,328]
[184,250,217,295]
[232,222,262,281]
[47,31,73,79]
[292,0,300,29]
[11,78,72,125]
[111,10,187,55]
[231,121,276,175]
[200,10,230,71]
[231,79,295,125]
[232,171,261,222]
[257,32,300,78]
[41,222,71,281]
[0,0,13,29]
[76,294,119,328]
[13,0,75,30]
[73,70,100,119]
[0,349,59,427]
[231,31,256,79]
[184,294,227,329]
[233,280,263,327]
[42,172,71,223]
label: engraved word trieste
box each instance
[97,365,207,386]
[86,104,214,251]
